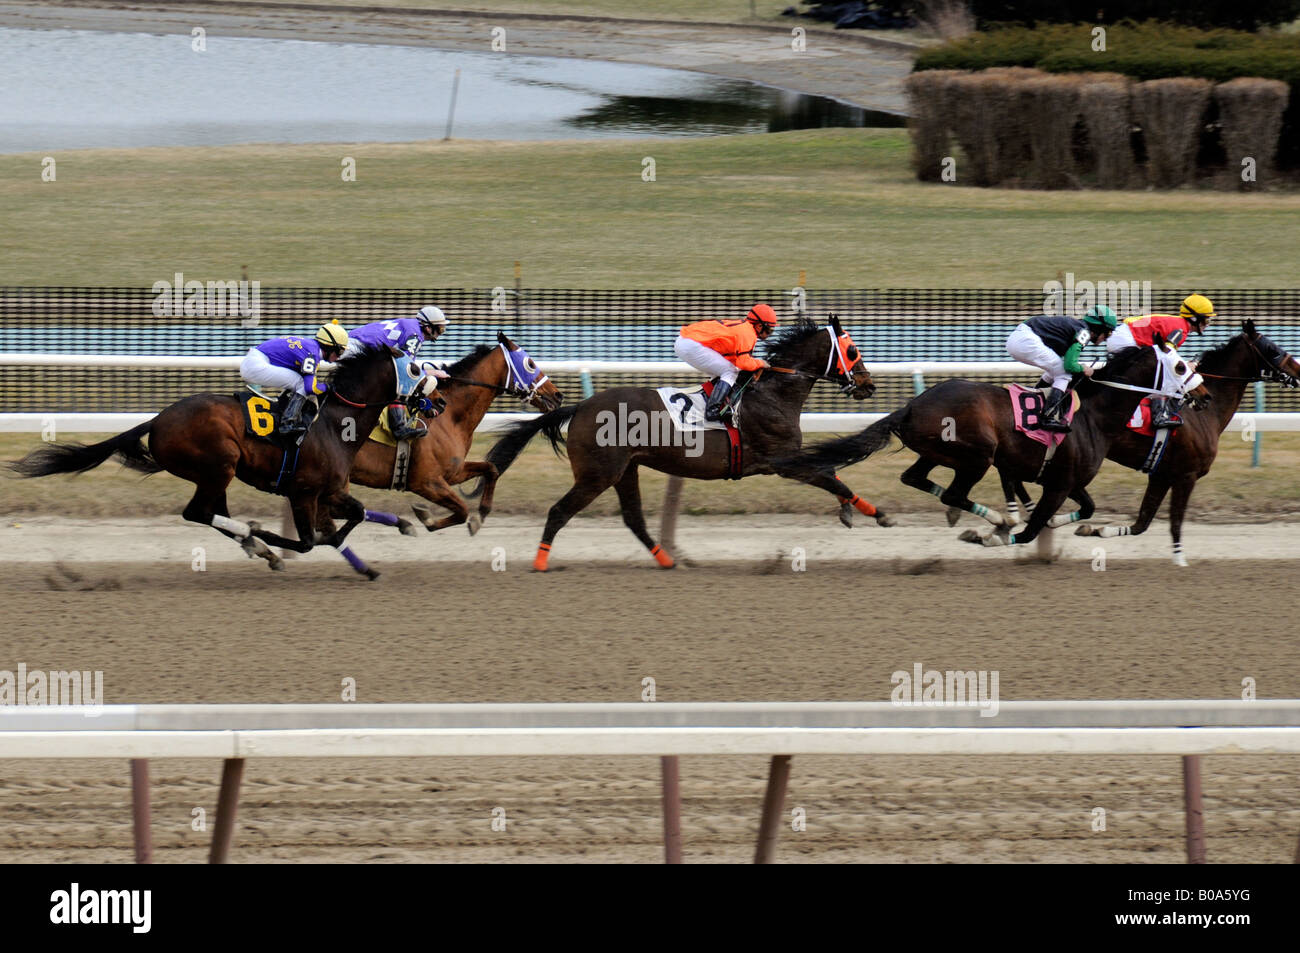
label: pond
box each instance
[0,26,904,153]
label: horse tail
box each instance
[8,421,161,478]
[486,404,580,477]
[788,406,907,474]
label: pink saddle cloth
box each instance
[1006,384,1078,448]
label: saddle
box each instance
[653,382,744,479]
[237,390,317,448]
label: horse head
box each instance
[329,344,400,412]
[1240,320,1300,387]
[764,316,875,399]
[1152,334,1211,408]
[495,330,564,411]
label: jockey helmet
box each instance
[417,305,449,339]
[746,303,778,330]
[315,321,349,352]
[1179,294,1216,330]
[1082,305,1117,331]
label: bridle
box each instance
[769,327,869,395]
[439,344,550,401]
[1196,335,1299,388]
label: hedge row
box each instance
[906,69,1292,188]
[912,21,1300,168]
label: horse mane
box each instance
[1094,345,1149,379]
[1193,333,1243,371]
[444,344,496,377]
[329,343,393,392]
[763,318,822,365]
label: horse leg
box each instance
[183,483,284,571]
[1167,476,1197,567]
[932,462,1013,533]
[1046,486,1095,528]
[246,499,316,553]
[409,476,473,533]
[360,509,419,536]
[974,485,1072,547]
[612,466,675,568]
[534,479,611,572]
[450,460,499,534]
[997,472,1034,526]
[1076,474,1171,542]
[317,505,381,580]
[320,493,367,548]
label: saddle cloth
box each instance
[1006,384,1078,449]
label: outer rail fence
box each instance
[1,701,1297,864]
[4,286,1300,417]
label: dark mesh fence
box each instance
[3,287,1299,415]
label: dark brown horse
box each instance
[349,333,564,535]
[486,316,885,571]
[785,343,1209,549]
[10,345,400,577]
[1000,321,1300,564]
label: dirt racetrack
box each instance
[1,556,1298,863]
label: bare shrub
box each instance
[1214,77,1290,190]
[1131,78,1213,188]
[905,69,962,182]
[1077,73,1135,189]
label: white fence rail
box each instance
[2,354,1297,434]
[2,701,1296,863]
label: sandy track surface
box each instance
[1,560,1298,863]
[0,1,914,113]
[0,514,1296,567]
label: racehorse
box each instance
[9,345,401,577]
[348,332,564,535]
[783,342,1209,549]
[999,321,1300,564]
[485,316,885,571]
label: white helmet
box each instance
[417,305,448,338]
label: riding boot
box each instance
[1150,397,1184,429]
[387,404,428,440]
[279,393,310,436]
[704,380,733,422]
[1039,387,1072,432]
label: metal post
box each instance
[1252,381,1264,468]
[513,261,522,336]
[1183,755,1206,864]
[912,371,925,396]
[130,759,152,864]
[660,475,685,555]
[443,68,461,141]
[754,755,792,864]
[209,758,246,864]
[661,756,682,864]
[580,369,594,399]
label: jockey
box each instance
[345,305,450,440]
[674,303,777,421]
[1006,305,1117,432]
[240,322,349,437]
[1106,294,1215,428]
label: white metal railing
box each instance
[1,701,1296,863]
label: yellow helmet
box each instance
[315,321,349,351]
[1179,294,1216,328]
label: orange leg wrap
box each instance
[849,495,877,517]
[533,542,551,572]
[650,544,675,569]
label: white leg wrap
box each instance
[213,514,252,539]
[1097,525,1129,539]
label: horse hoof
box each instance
[876,513,896,528]
[410,504,435,528]
[945,507,962,527]
[1173,554,1189,568]
[958,529,984,544]
[467,514,482,536]
[268,556,286,572]
[397,518,419,537]
[1074,524,1095,536]
[364,568,381,581]
[246,520,261,534]
[838,503,854,529]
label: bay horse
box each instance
[348,332,564,534]
[784,343,1209,549]
[486,316,886,571]
[9,345,401,577]
[999,321,1300,564]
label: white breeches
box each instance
[1105,323,1137,353]
[1006,325,1071,390]
[240,348,306,394]
[674,336,738,385]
